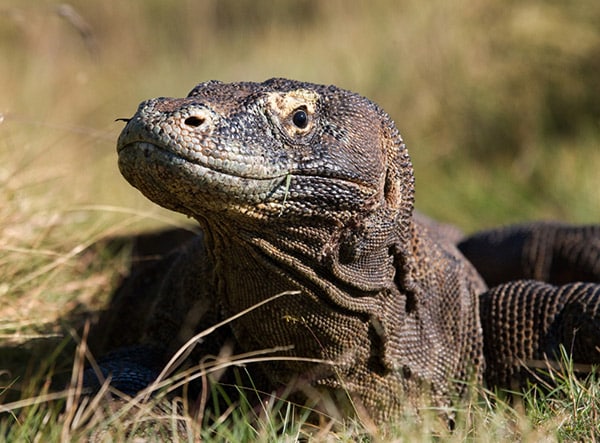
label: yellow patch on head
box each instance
[267,89,319,114]
[265,89,320,138]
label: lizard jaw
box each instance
[118,139,289,218]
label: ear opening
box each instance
[379,113,414,219]
[378,113,415,259]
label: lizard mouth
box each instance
[118,139,295,216]
[118,139,290,182]
[118,139,379,209]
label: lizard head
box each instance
[118,78,413,228]
[118,78,415,292]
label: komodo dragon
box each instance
[87,78,600,423]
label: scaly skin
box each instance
[113,78,485,421]
[87,78,600,423]
[480,280,600,388]
[458,223,600,287]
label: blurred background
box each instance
[1,1,599,341]
[2,0,599,225]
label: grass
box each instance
[2,335,599,441]
[1,0,599,440]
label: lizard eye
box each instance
[292,109,308,129]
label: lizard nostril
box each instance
[184,115,206,127]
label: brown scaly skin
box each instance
[112,78,485,421]
[458,223,600,287]
[480,280,600,389]
[87,78,600,422]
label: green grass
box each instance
[2,342,599,441]
[1,0,600,440]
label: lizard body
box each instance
[87,78,600,423]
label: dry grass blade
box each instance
[159,351,335,397]
[0,390,75,414]
[70,204,202,230]
[149,290,302,394]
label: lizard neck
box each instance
[197,219,373,379]
[197,211,406,315]
[195,214,416,381]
